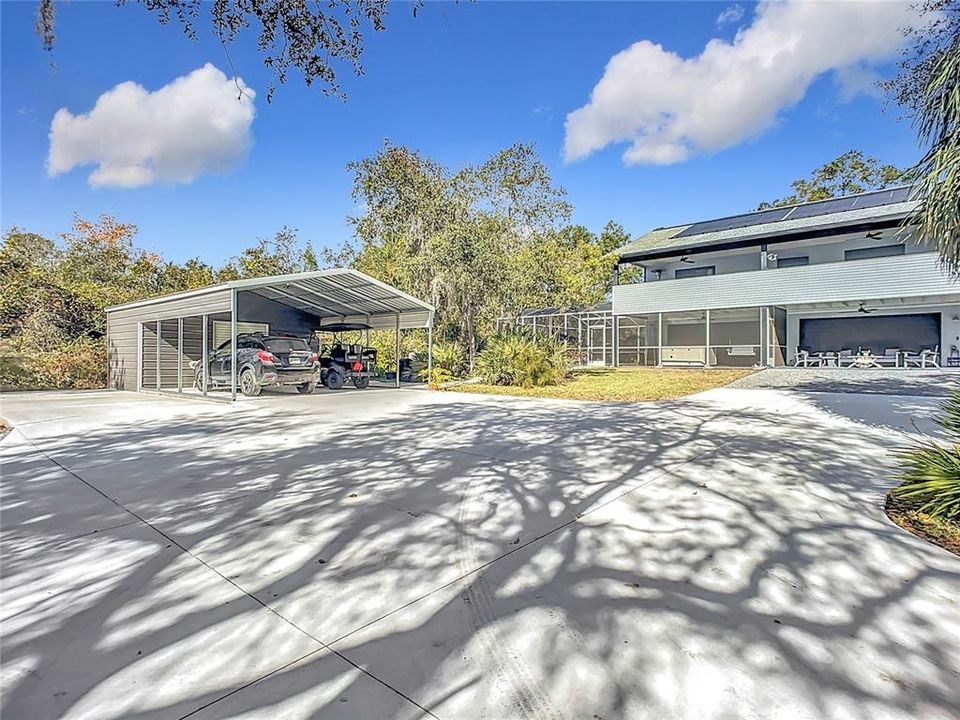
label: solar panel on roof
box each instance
[787,196,858,219]
[674,187,913,239]
[675,207,792,238]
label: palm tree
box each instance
[897,1,960,274]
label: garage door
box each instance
[800,313,940,354]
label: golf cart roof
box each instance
[317,323,372,332]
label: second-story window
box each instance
[675,265,716,279]
[844,244,905,261]
[777,256,809,268]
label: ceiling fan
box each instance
[857,302,875,314]
[679,255,694,264]
[865,231,882,240]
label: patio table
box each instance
[851,353,881,369]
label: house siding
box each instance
[613,252,958,316]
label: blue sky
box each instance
[1,1,922,265]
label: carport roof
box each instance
[105,268,434,327]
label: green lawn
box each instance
[447,367,754,402]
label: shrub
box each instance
[0,336,107,390]
[475,328,570,387]
[894,390,960,519]
[430,340,466,376]
[419,366,454,389]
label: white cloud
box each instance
[48,64,256,188]
[716,4,745,27]
[834,64,884,102]
[564,0,920,166]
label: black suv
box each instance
[192,333,320,396]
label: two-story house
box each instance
[610,187,958,368]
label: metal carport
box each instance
[105,269,435,400]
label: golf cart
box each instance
[315,323,377,390]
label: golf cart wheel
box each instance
[325,369,344,390]
[297,380,317,394]
[239,368,261,397]
[353,375,370,389]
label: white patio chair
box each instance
[836,349,856,367]
[876,348,900,367]
[919,346,940,368]
[794,348,818,367]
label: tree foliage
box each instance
[886,0,960,274]
[756,150,912,210]
[338,141,623,368]
[0,217,317,389]
[2,145,632,388]
[36,0,417,101]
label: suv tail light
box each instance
[352,361,363,372]
[256,350,276,363]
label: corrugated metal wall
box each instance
[141,322,157,390]
[613,252,959,316]
[107,288,231,391]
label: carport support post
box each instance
[394,313,401,388]
[427,321,433,382]
[230,289,238,401]
[177,317,183,393]
[201,315,209,396]
[156,319,161,390]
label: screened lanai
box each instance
[499,304,785,368]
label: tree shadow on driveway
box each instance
[1,389,959,719]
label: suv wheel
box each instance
[297,380,316,394]
[325,369,344,390]
[240,368,261,397]
[353,376,370,389]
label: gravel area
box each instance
[729,367,958,396]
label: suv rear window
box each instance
[263,338,310,352]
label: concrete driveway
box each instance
[1,386,958,720]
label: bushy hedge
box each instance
[0,337,107,391]
[895,390,960,519]
[475,328,570,387]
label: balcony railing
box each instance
[613,252,957,315]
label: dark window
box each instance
[675,265,716,279]
[264,338,310,353]
[238,337,262,349]
[777,256,809,268]
[844,244,905,261]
